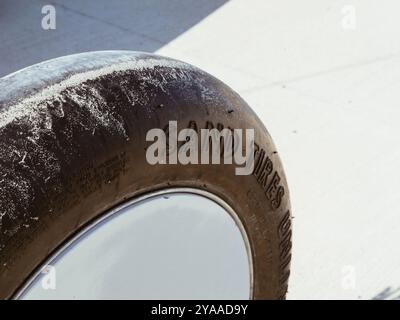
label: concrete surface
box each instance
[1,0,400,299]
[0,0,228,76]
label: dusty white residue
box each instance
[67,86,128,137]
[27,136,37,144]
[0,212,6,225]
[18,152,27,165]
[0,57,198,130]
[0,52,215,238]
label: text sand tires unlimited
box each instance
[0,51,292,299]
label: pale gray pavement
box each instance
[1,0,400,300]
[0,0,228,76]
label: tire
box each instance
[0,51,292,299]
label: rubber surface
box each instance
[0,51,291,299]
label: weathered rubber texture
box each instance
[0,51,292,299]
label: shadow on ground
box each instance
[0,0,229,76]
[372,287,400,300]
